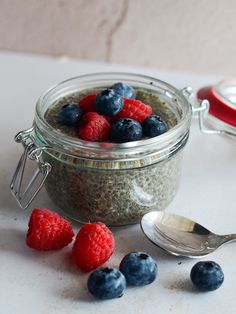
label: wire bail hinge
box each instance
[10,127,51,209]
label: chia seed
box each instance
[42,87,186,226]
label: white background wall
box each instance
[0,0,235,75]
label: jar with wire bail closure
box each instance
[197,79,236,137]
[11,73,193,226]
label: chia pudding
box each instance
[15,73,191,225]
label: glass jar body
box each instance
[43,147,184,225]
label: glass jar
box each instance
[197,79,236,137]
[11,73,193,226]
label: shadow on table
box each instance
[162,277,196,293]
[0,226,79,274]
[112,224,188,263]
[56,281,95,303]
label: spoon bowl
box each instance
[141,211,236,258]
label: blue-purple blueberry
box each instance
[110,82,136,99]
[190,261,224,292]
[94,88,124,116]
[110,118,143,143]
[119,252,157,286]
[87,267,126,300]
[142,115,167,137]
[57,103,83,126]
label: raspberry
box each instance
[26,208,74,251]
[78,112,111,141]
[72,222,115,272]
[79,94,97,112]
[112,98,152,124]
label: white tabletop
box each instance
[1,52,235,314]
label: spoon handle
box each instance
[221,234,236,244]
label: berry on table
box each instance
[26,208,74,251]
[110,118,143,143]
[142,115,167,137]
[57,103,83,126]
[112,98,152,124]
[78,112,111,142]
[110,82,136,99]
[72,222,115,272]
[87,267,126,300]
[190,261,224,292]
[119,252,157,286]
[79,93,97,112]
[94,88,124,116]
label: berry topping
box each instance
[110,82,136,99]
[112,98,152,124]
[190,261,224,292]
[119,252,157,286]
[57,103,83,126]
[87,267,126,299]
[110,118,142,143]
[94,88,124,116]
[78,112,111,142]
[26,208,74,251]
[72,222,115,272]
[142,115,167,137]
[79,93,97,112]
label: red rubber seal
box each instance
[197,85,236,127]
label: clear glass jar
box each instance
[11,73,192,226]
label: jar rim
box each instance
[35,72,192,155]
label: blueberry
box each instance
[110,82,136,99]
[57,103,83,126]
[87,267,126,300]
[110,118,142,143]
[142,115,168,137]
[190,261,224,292]
[94,88,124,116]
[119,252,157,286]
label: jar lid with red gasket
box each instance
[197,79,236,131]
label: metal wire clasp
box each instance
[181,87,236,138]
[10,127,51,209]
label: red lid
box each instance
[197,80,236,127]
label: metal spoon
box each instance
[141,211,236,258]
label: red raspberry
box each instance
[26,208,74,251]
[72,222,115,272]
[78,112,111,141]
[112,98,152,123]
[79,94,97,112]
